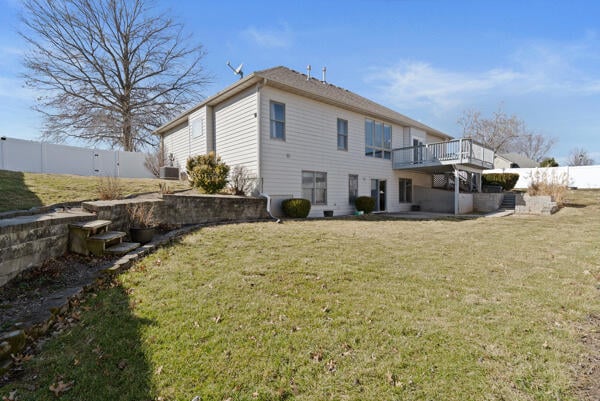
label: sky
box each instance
[1,0,599,164]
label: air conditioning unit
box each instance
[159,166,179,180]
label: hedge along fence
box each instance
[482,173,520,191]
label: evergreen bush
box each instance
[186,152,230,194]
[482,173,519,191]
[355,196,375,214]
[281,198,311,218]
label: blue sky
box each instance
[1,0,599,163]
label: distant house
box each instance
[494,153,539,169]
[154,66,494,217]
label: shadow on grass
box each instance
[3,281,155,401]
[0,170,42,212]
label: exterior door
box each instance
[371,179,387,212]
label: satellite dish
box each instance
[226,61,244,79]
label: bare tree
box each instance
[457,106,555,160]
[514,133,556,162]
[458,107,522,153]
[21,0,210,151]
[567,148,595,166]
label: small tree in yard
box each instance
[186,152,230,194]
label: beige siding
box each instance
[162,106,209,170]
[214,88,258,176]
[259,87,433,217]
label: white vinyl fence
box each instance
[484,165,600,189]
[0,137,153,178]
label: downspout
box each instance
[256,78,280,222]
[256,80,263,191]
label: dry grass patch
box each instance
[0,169,189,212]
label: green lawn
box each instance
[3,191,600,400]
[0,170,190,212]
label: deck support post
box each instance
[454,167,459,215]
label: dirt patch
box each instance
[574,314,600,401]
[0,255,116,331]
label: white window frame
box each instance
[365,119,392,159]
[302,170,327,205]
[270,101,286,140]
[348,174,358,204]
[337,118,348,151]
[399,178,413,203]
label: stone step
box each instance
[105,242,141,256]
[86,231,127,256]
[88,231,126,243]
[69,220,111,231]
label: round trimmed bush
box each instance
[282,198,311,218]
[355,196,375,214]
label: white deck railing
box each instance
[392,138,494,170]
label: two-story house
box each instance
[154,66,494,217]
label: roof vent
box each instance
[307,65,311,80]
[322,66,327,83]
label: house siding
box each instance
[162,106,209,170]
[214,87,259,177]
[258,87,432,217]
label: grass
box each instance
[0,170,190,212]
[3,190,600,400]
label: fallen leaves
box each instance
[2,390,17,401]
[49,380,74,397]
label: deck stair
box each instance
[500,192,516,210]
[69,220,140,256]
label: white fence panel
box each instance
[1,138,43,172]
[118,151,152,178]
[0,137,153,178]
[44,142,95,175]
[483,166,600,189]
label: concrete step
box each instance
[88,231,126,243]
[86,231,127,256]
[105,242,141,256]
[69,220,111,231]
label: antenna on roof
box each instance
[226,61,244,79]
[307,65,311,80]
[322,66,327,83]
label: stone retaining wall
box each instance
[515,194,558,215]
[82,194,271,233]
[0,211,95,286]
[473,193,504,212]
[1,194,270,288]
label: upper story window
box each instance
[270,101,285,140]
[365,119,391,159]
[191,118,204,138]
[337,118,348,151]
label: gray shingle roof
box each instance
[154,66,450,139]
[254,66,450,139]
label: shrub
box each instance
[96,176,122,200]
[186,152,230,194]
[355,196,375,214]
[126,202,158,228]
[281,198,311,218]
[228,165,255,196]
[527,169,568,206]
[482,173,519,191]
